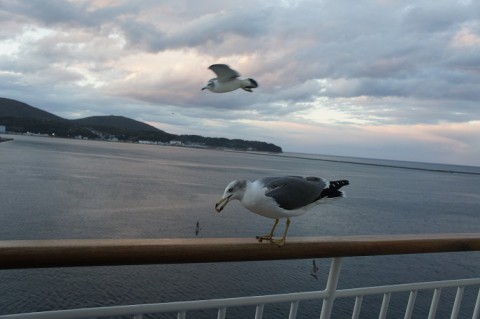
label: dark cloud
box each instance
[0,0,146,28]
[401,2,479,33]
[118,6,272,53]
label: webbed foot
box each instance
[271,237,286,247]
[256,235,273,242]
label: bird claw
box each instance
[256,235,272,242]
[256,235,285,247]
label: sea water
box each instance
[0,135,479,318]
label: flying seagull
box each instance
[202,64,258,93]
[215,176,349,246]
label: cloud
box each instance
[119,6,272,53]
[1,0,480,165]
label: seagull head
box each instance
[201,80,215,91]
[215,180,247,212]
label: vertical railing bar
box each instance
[217,307,227,319]
[378,293,391,319]
[255,304,265,319]
[288,301,299,319]
[472,288,480,319]
[404,290,417,319]
[351,296,363,319]
[177,310,186,319]
[428,288,442,319]
[450,286,465,319]
[319,257,343,319]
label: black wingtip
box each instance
[247,78,259,88]
[320,180,349,199]
[330,180,349,189]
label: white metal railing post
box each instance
[404,290,417,319]
[450,286,464,319]
[217,307,227,319]
[428,288,442,319]
[352,296,363,319]
[319,257,343,319]
[378,293,391,319]
[254,304,264,319]
[288,301,299,319]
[473,288,480,319]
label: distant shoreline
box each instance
[0,137,13,143]
[241,150,480,176]
[3,134,478,175]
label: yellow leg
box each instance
[256,219,279,242]
[272,218,290,247]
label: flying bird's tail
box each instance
[320,180,349,199]
[246,78,258,89]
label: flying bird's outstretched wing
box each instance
[208,64,240,82]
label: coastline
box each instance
[0,137,13,143]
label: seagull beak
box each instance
[201,87,207,91]
[215,195,231,212]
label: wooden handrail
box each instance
[1,233,480,270]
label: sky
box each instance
[1,0,479,166]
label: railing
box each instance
[1,233,480,319]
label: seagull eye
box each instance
[227,187,233,193]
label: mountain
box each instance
[0,97,282,153]
[0,97,66,121]
[72,115,159,132]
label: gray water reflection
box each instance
[1,135,479,318]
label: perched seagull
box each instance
[202,64,258,93]
[215,176,349,246]
[310,259,319,280]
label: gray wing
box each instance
[261,176,328,210]
[208,64,240,82]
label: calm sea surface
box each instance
[1,135,479,318]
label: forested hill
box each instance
[0,97,282,153]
